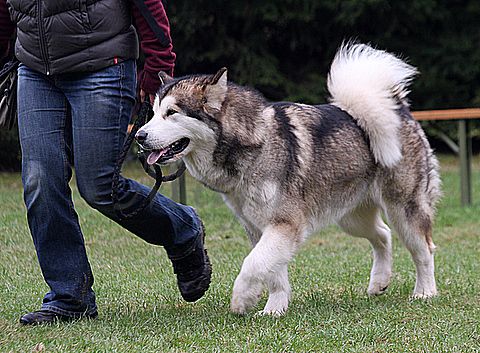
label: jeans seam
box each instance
[114,62,125,205]
[59,100,72,217]
[59,100,80,224]
[59,102,72,213]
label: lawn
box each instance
[0,155,479,352]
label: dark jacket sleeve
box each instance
[131,0,176,95]
[0,0,15,60]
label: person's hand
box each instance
[140,89,155,104]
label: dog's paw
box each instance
[230,274,263,315]
[256,307,287,318]
[230,295,252,315]
[411,290,438,300]
[255,308,285,318]
[258,291,289,317]
[367,282,390,296]
[230,293,261,315]
[412,281,437,299]
[367,269,391,296]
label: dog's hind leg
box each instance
[338,205,393,295]
[385,202,437,298]
[230,222,300,316]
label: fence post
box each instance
[458,119,472,206]
[179,173,186,204]
[170,163,187,204]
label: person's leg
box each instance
[17,65,97,321]
[59,60,211,301]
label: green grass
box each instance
[1,155,479,352]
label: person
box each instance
[0,0,211,325]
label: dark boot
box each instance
[19,309,98,325]
[169,222,212,302]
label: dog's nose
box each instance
[136,130,148,143]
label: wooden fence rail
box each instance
[412,108,479,206]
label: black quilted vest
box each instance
[6,0,139,75]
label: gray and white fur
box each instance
[137,43,441,316]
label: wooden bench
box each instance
[412,108,479,206]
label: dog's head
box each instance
[136,68,228,165]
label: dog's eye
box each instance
[166,108,178,117]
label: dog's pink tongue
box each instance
[147,150,166,165]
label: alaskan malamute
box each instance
[137,43,441,316]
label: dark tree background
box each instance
[1,0,479,170]
[168,0,480,110]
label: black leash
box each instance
[111,101,186,219]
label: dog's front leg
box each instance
[259,263,291,317]
[230,223,300,316]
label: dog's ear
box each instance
[203,68,228,114]
[158,71,174,86]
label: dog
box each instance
[136,43,441,316]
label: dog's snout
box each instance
[136,130,148,143]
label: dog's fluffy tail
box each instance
[327,43,417,168]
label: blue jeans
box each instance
[17,60,201,317]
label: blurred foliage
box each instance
[0,128,21,172]
[168,0,480,108]
[2,0,479,171]
[167,0,480,146]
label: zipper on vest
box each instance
[36,0,50,75]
